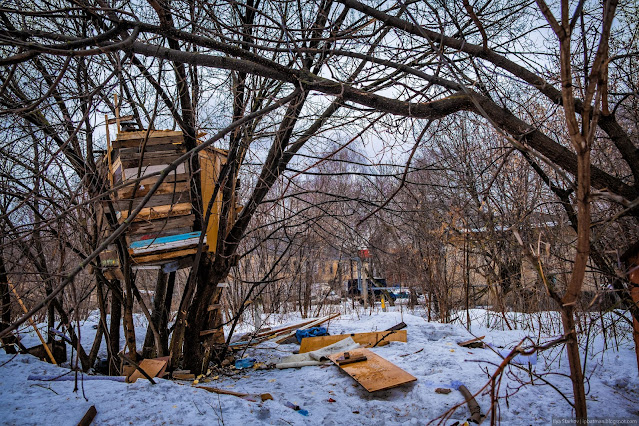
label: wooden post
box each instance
[114,94,121,133]
[8,281,57,364]
[104,114,113,186]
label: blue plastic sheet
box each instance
[295,327,328,343]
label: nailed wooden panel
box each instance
[119,143,184,155]
[129,231,204,255]
[111,191,191,211]
[122,163,187,182]
[132,247,201,264]
[300,330,407,353]
[115,130,184,141]
[128,214,195,235]
[117,181,190,199]
[126,227,193,245]
[118,151,184,169]
[327,348,416,392]
[117,203,192,223]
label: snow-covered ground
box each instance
[1,306,638,425]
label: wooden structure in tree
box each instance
[99,124,228,273]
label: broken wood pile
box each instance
[229,313,340,350]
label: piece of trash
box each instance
[458,336,486,349]
[284,401,309,416]
[295,326,328,343]
[435,388,452,394]
[328,398,336,403]
[268,379,276,383]
[353,411,360,414]
[235,358,257,369]
[335,351,368,366]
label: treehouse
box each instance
[98,118,228,277]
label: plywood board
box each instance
[300,330,407,353]
[327,348,416,392]
[127,358,167,383]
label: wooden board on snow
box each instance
[300,330,407,353]
[127,358,167,383]
[327,348,416,392]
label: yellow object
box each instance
[198,147,227,253]
[9,281,56,365]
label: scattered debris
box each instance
[327,348,417,392]
[235,358,256,369]
[276,337,360,369]
[457,336,486,349]
[435,388,452,394]
[295,326,328,343]
[229,313,340,350]
[284,401,309,416]
[335,351,367,366]
[458,384,485,424]
[172,370,195,380]
[399,347,424,357]
[384,322,407,331]
[195,386,272,402]
[77,405,97,426]
[299,330,407,353]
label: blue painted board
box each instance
[129,231,202,249]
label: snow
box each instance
[1,307,638,425]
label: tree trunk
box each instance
[561,304,587,419]
[143,270,170,359]
[109,283,122,375]
[161,271,175,355]
[182,256,229,375]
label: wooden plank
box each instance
[132,247,201,264]
[274,313,341,344]
[117,203,192,223]
[199,148,226,253]
[119,143,184,155]
[118,152,184,169]
[111,191,191,211]
[127,227,193,245]
[129,231,204,254]
[299,330,407,353]
[127,358,167,383]
[327,348,417,392]
[128,214,195,234]
[77,405,97,426]
[122,163,187,181]
[115,130,183,141]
